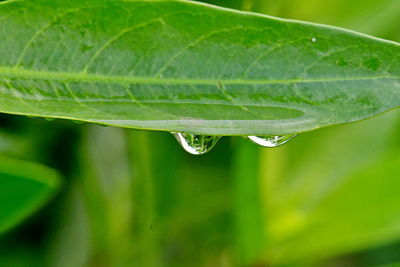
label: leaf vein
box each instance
[155,26,245,77]
[14,5,101,67]
[81,12,188,73]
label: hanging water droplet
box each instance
[45,117,55,122]
[173,132,221,155]
[247,134,297,148]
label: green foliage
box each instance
[0,0,399,135]
[261,111,400,264]
[0,0,400,266]
[0,156,60,233]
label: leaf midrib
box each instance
[0,67,396,86]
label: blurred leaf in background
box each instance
[0,156,60,234]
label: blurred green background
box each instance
[1,0,400,266]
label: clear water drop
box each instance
[312,37,317,42]
[173,132,221,155]
[247,134,297,148]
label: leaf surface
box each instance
[0,0,399,135]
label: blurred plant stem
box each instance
[127,130,160,266]
[232,138,266,265]
[48,183,90,267]
[78,126,134,266]
[49,128,178,266]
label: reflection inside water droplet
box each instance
[247,134,297,148]
[311,37,317,42]
[173,132,221,155]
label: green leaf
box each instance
[0,0,399,135]
[0,156,61,233]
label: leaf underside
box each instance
[0,0,399,135]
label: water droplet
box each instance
[247,134,297,148]
[45,117,55,122]
[311,37,317,42]
[173,132,221,155]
